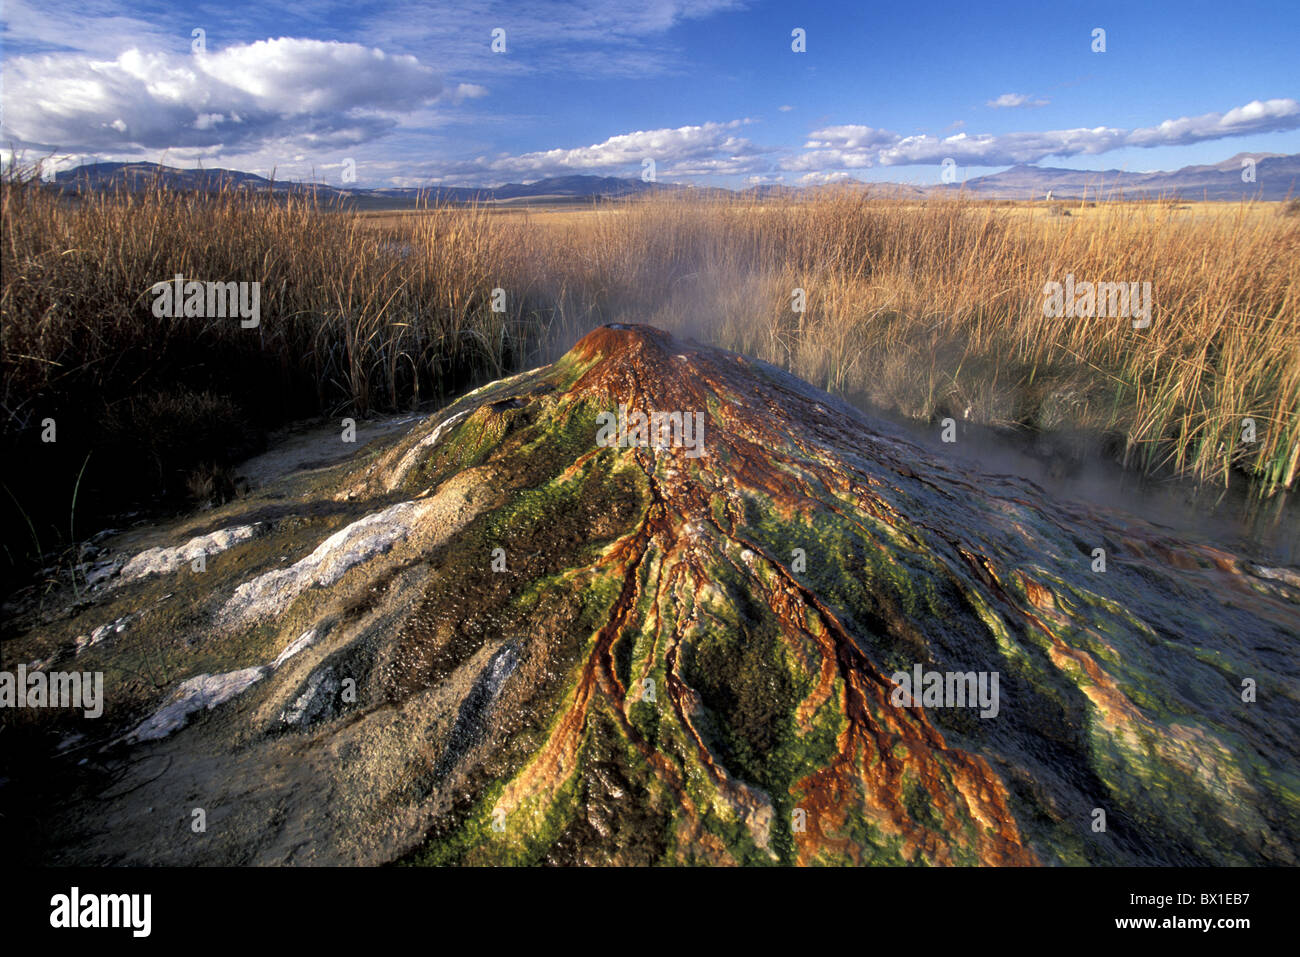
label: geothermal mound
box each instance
[4,324,1297,865]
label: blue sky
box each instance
[2,0,1297,188]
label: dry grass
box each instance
[534,192,1300,492]
[2,181,544,419]
[3,175,1297,584]
[0,175,547,581]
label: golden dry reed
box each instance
[536,191,1299,493]
[4,175,1298,500]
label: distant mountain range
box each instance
[44,152,1300,205]
[949,152,1300,201]
[47,162,673,208]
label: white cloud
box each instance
[446,83,490,103]
[1126,98,1300,147]
[0,0,175,58]
[803,125,897,150]
[798,171,855,185]
[779,125,894,172]
[793,99,1300,170]
[778,105,795,112]
[1,39,445,153]
[363,0,751,78]
[429,119,770,183]
[783,149,874,171]
[987,93,1049,109]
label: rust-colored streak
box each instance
[509,326,1042,863]
[472,325,1287,866]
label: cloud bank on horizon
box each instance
[2,0,1297,188]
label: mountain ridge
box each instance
[949,151,1300,200]
[37,152,1300,204]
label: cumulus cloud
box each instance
[987,93,1049,109]
[797,171,856,186]
[875,127,1130,166]
[0,38,445,153]
[431,119,771,183]
[783,149,874,171]
[790,99,1300,170]
[446,83,489,104]
[803,125,897,150]
[1126,98,1300,147]
[781,125,895,171]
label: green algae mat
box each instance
[3,325,1297,866]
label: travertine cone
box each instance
[16,324,1298,866]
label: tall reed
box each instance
[3,176,1296,589]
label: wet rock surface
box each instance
[2,324,1296,866]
